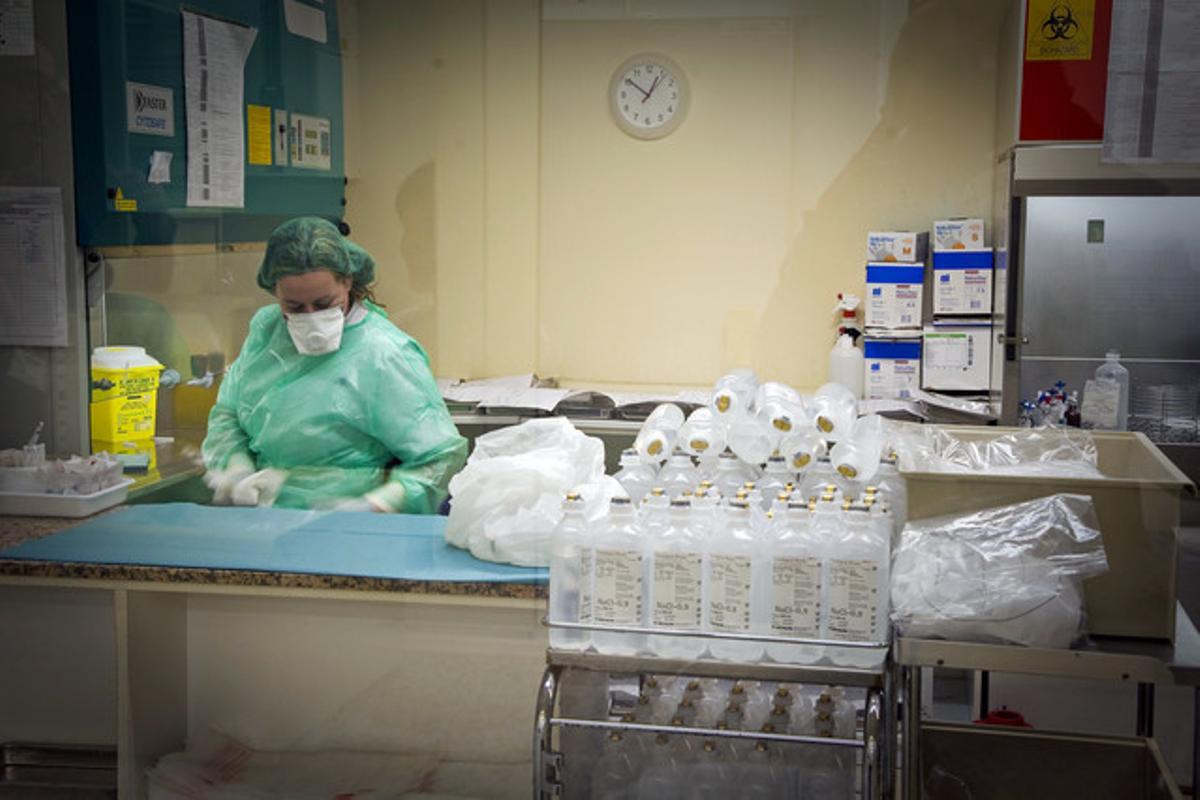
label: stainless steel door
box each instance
[1012,195,1200,441]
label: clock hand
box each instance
[642,74,662,103]
[624,77,650,98]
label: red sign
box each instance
[1019,0,1113,141]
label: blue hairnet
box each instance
[257,217,376,292]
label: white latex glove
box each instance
[229,468,288,507]
[204,464,253,506]
[331,496,386,513]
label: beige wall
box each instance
[343,0,1006,391]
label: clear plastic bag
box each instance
[890,494,1108,648]
[445,417,611,567]
[890,422,1102,478]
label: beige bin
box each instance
[899,427,1196,641]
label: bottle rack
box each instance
[534,620,895,799]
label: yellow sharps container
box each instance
[90,346,164,441]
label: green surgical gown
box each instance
[202,302,466,512]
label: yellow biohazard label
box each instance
[837,464,859,479]
[647,440,662,456]
[1026,0,1095,61]
[114,187,137,212]
[792,453,811,469]
[715,395,730,413]
[247,103,273,165]
[772,418,792,432]
[817,416,834,434]
[690,439,709,452]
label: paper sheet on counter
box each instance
[182,10,257,207]
[0,187,66,346]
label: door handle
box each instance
[997,335,1029,345]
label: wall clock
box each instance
[608,53,690,140]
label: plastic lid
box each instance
[91,346,163,371]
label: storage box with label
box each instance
[863,333,922,400]
[933,218,986,251]
[922,321,991,392]
[865,262,924,330]
[866,231,928,263]
[932,248,993,315]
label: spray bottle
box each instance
[829,294,864,399]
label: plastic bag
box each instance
[890,494,1108,648]
[445,417,611,567]
[890,422,1102,478]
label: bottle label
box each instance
[652,552,703,629]
[771,556,822,637]
[579,548,594,623]
[707,554,752,632]
[826,559,879,641]
[593,549,642,626]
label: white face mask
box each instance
[286,307,345,355]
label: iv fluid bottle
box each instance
[656,450,698,499]
[824,502,890,667]
[709,369,759,429]
[714,450,746,500]
[1094,350,1131,431]
[765,501,824,665]
[726,411,778,467]
[647,498,706,659]
[810,382,858,441]
[592,496,647,655]
[756,455,793,509]
[614,448,658,505]
[680,407,727,461]
[634,403,685,464]
[549,492,592,651]
[705,500,765,662]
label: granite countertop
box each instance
[0,511,546,601]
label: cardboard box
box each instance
[865,262,924,330]
[863,333,922,400]
[933,218,986,251]
[922,321,991,391]
[932,248,993,315]
[866,231,929,263]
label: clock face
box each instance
[609,54,689,140]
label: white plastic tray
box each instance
[0,478,134,518]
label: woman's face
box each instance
[275,270,351,316]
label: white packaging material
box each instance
[932,218,986,251]
[890,494,1108,649]
[864,262,924,329]
[931,249,993,314]
[866,231,928,263]
[863,334,922,400]
[445,417,616,566]
[922,322,991,392]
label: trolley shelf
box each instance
[547,648,888,688]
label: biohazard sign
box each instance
[1025,0,1096,61]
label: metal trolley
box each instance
[533,621,894,799]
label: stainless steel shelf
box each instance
[896,602,1200,687]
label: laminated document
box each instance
[0,187,66,346]
[182,11,257,207]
